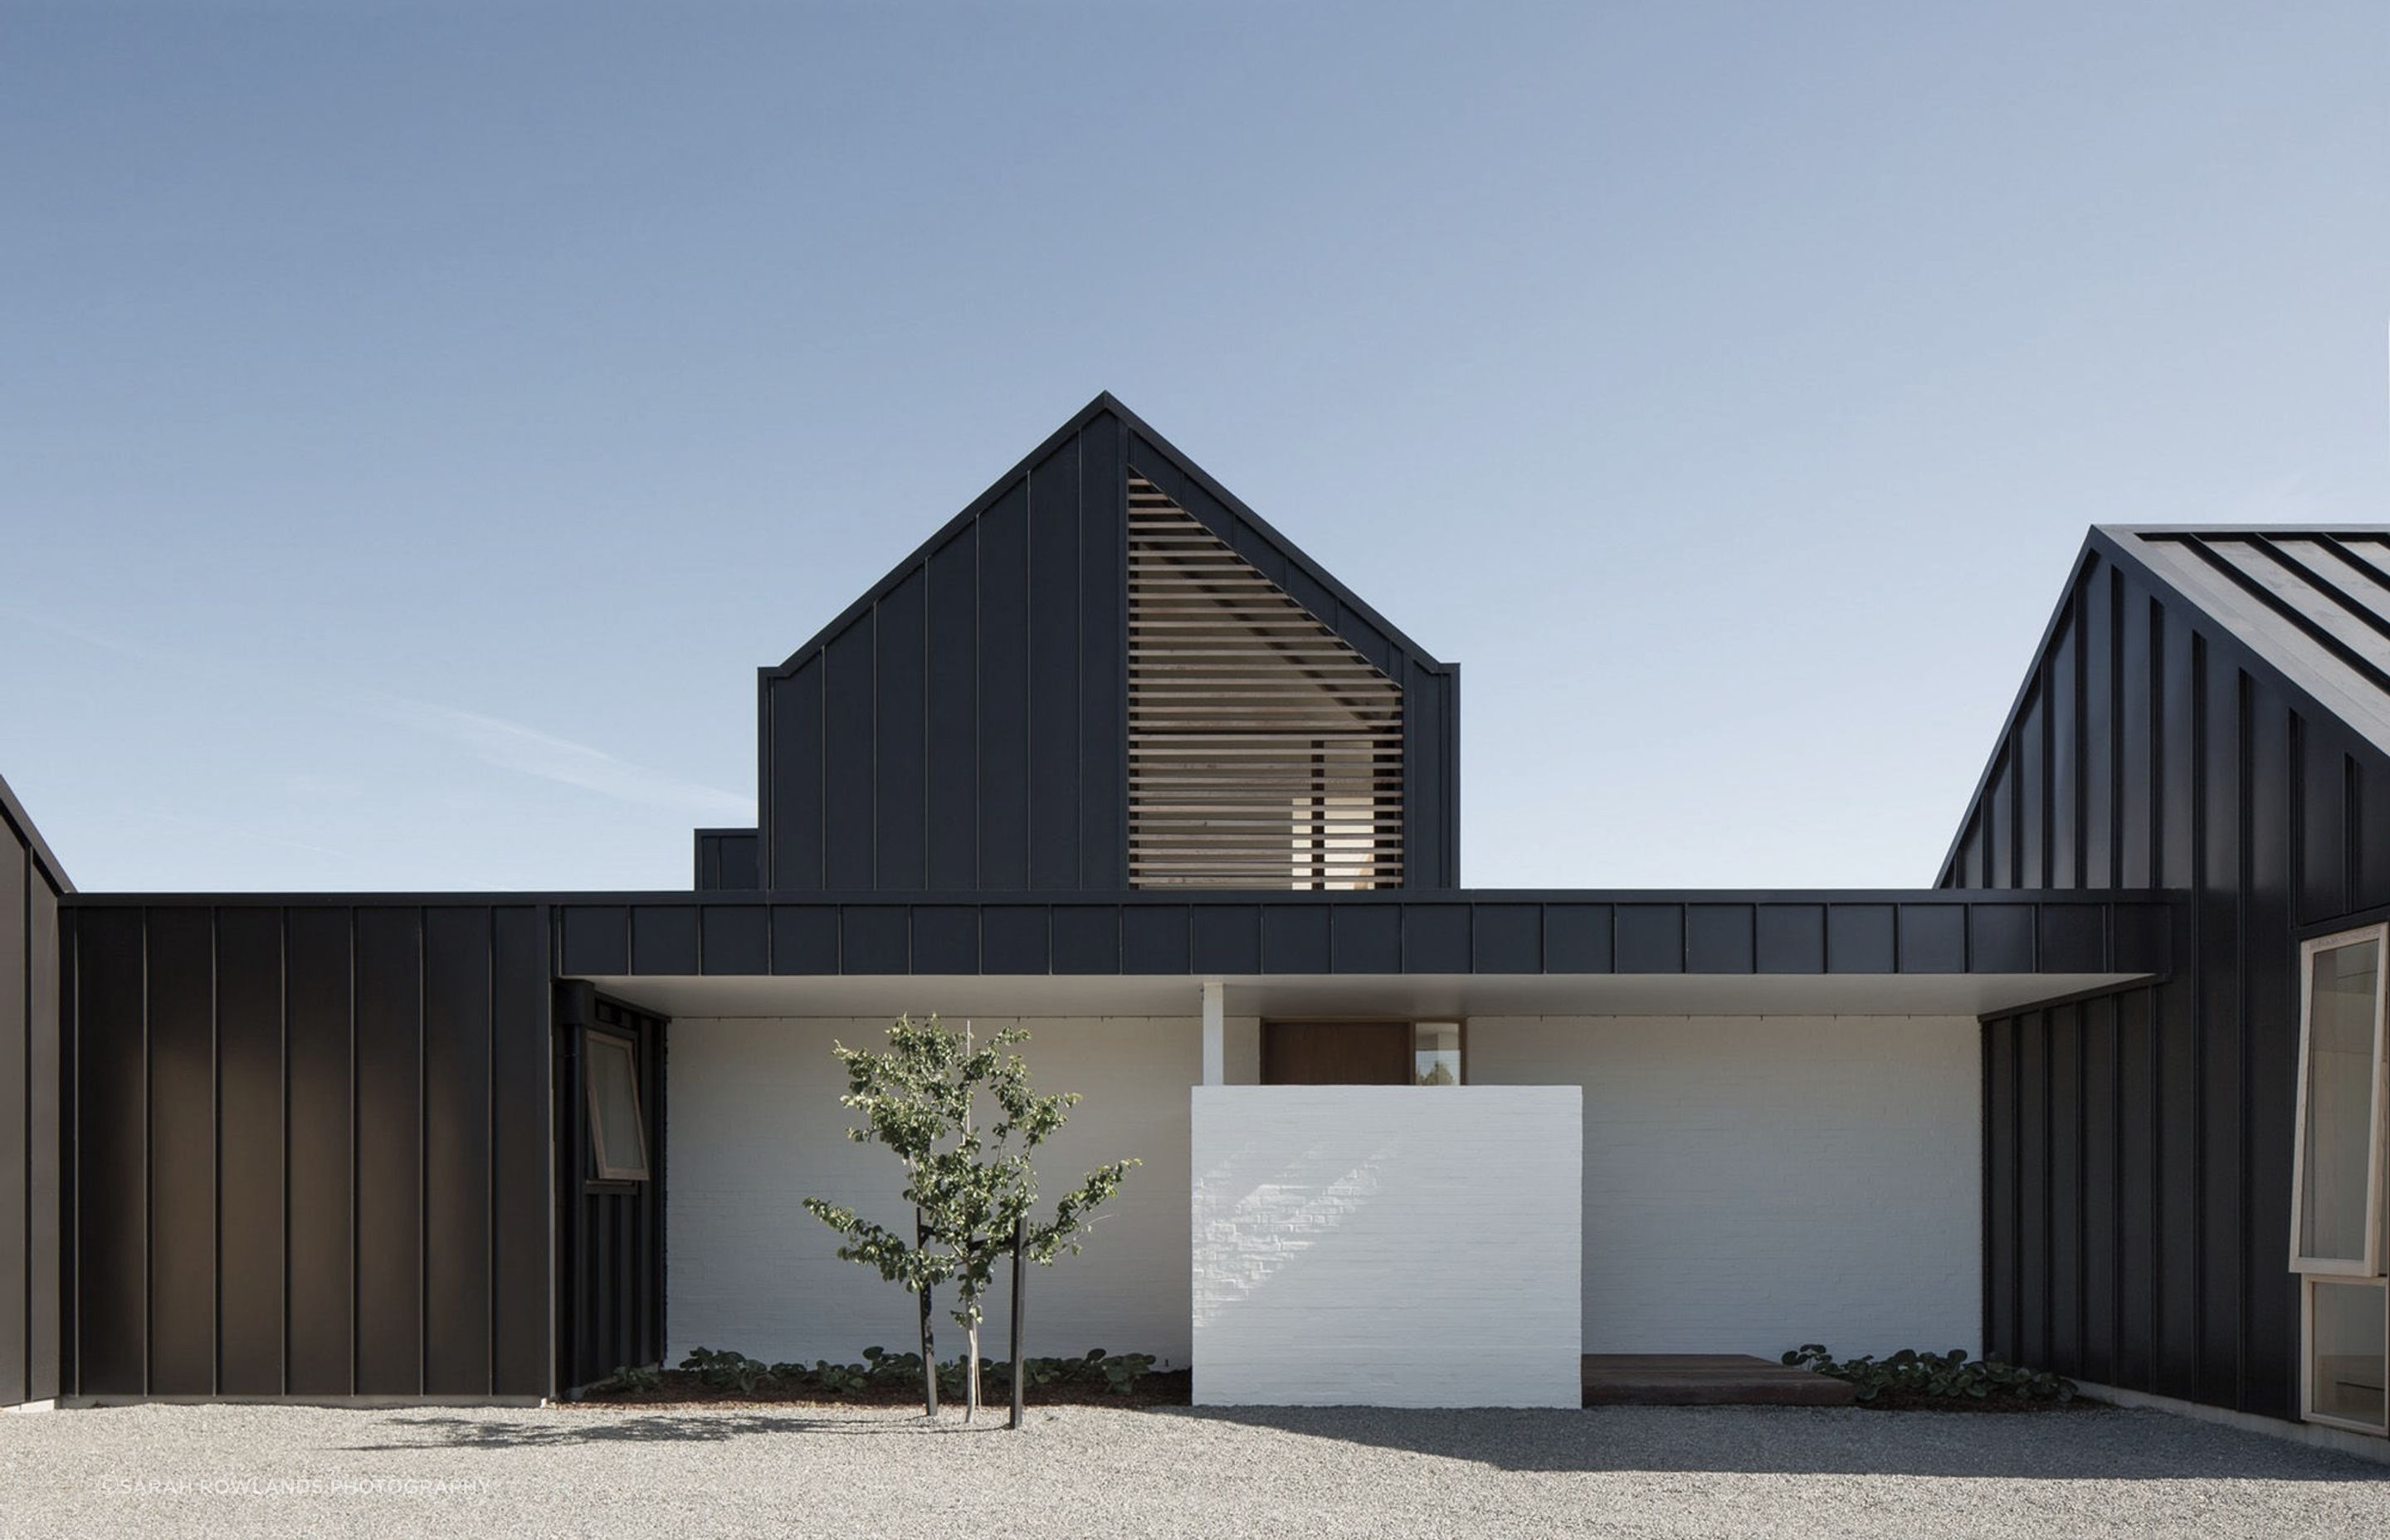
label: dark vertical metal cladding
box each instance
[2051,609,2080,888]
[1984,1015,2017,1362]
[490,907,551,1397]
[824,616,877,889]
[2046,1005,2082,1377]
[2017,1011,2048,1366]
[27,871,61,1402]
[876,569,928,889]
[2358,753,2390,911]
[1945,529,2390,1421]
[692,830,760,892]
[766,661,827,889]
[0,789,65,1410]
[422,908,493,1396]
[2241,697,2298,1420]
[74,907,144,1394]
[284,906,354,1395]
[353,907,422,1395]
[1027,438,1081,889]
[2296,723,2349,924]
[214,907,285,1396]
[2084,568,2116,887]
[2079,994,2119,1388]
[1078,411,1126,888]
[2192,659,2241,1408]
[2114,987,2155,1388]
[1987,760,2012,887]
[978,482,1032,889]
[2019,689,2047,888]
[0,836,23,1406]
[925,523,980,889]
[2119,583,2155,886]
[2154,969,2200,1398]
[144,907,215,1396]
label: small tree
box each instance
[803,1016,1139,1421]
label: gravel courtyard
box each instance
[2,1401,2386,1539]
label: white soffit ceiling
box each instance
[586,971,2145,1021]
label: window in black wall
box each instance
[586,1031,651,1182]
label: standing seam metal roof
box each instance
[2099,525,2390,760]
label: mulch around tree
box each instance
[569,1368,1193,1411]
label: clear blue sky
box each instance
[4,2,2384,893]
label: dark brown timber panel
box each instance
[1261,1021,1410,1085]
[0,774,69,1407]
[1951,529,2390,1423]
[62,902,553,1400]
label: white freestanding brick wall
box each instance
[1190,1086,1583,1407]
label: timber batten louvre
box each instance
[1127,475,1404,889]
[751,393,1459,895]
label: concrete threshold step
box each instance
[1580,1354,1858,1407]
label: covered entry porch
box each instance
[580,896,2162,1405]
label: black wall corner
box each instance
[0,774,68,1407]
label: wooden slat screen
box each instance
[1128,476,1402,888]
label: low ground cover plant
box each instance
[1782,1344,2077,1406]
[588,1346,1160,1402]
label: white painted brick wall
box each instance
[669,1011,1978,1384]
[668,1016,1196,1367]
[1471,1015,1981,1360]
[1190,1086,1583,1407]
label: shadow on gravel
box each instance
[344,1411,1001,1451]
[1154,1406,2390,1481]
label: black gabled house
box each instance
[717,396,1459,895]
[1950,526,2390,1434]
[0,400,2378,1442]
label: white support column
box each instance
[1201,980,1226,1086]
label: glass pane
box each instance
[1414,1022,1461,1086]
[588,1036,648,1178]
[2300,938,2380,1263]
[2310,1280,2388,1431]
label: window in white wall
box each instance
[2305,1277,2388,1434]
[1414,1021,1462,1086]
[2291,927,2388,1274]
[587,1031,651,1182]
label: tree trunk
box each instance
[966,1317,981,1421]
[916,1208,938,1417]
[1008,1214,1027,1430]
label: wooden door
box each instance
[1261,1021,1411,1085]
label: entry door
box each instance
[1262,1021,1411,1085]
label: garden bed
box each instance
[1780,1346,2090,1413]
[1847,1386,2106,1414]
[573,1366,1193,1411]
